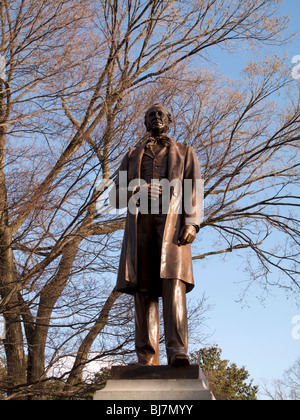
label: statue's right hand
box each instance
[136,183,150,198]
[134,183,162,201]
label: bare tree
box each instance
[171,59,300,295]
[262,358,300,400]
[0,0,297,399]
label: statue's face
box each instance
[145,104,171,136]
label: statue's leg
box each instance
[134,291,160,366]
[162,279,190,367]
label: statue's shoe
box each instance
[169,353,190,368]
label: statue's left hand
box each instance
[178,225,197,246]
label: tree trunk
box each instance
[65,289,121,390]
[26,239,82,398]
[0,121,26,396]
[0,226,26,397]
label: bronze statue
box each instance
[110,103,202,367]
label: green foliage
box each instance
[0,355,7,399]
[82,367,111,401]
[190,346,258,400]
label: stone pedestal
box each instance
[93,365,215,400]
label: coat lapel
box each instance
[168,139,183,181]
[128,141,147,180]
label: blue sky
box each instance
[188,0,300,398]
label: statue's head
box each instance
[144,103,172,136]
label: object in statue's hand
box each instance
[178,225,197,246]
[135,183,162,201]
[149,182,162,201]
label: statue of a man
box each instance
[110,103,202,367]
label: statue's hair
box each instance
[144,103,173,130]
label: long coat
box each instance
[110,138,202,295]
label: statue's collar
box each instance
[146,134,172,147]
